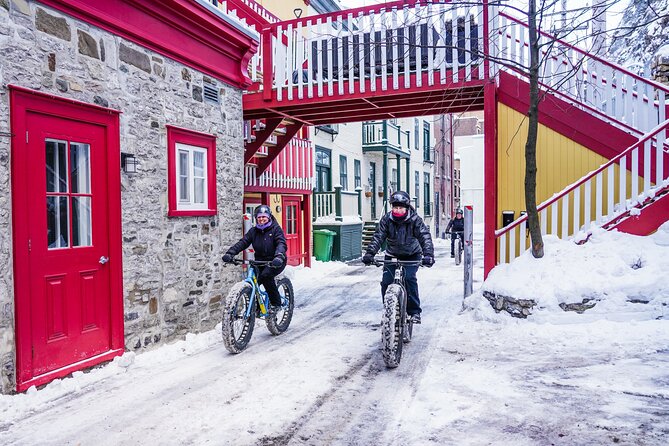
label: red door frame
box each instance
[282,196,303,266]
[10,85,124,391]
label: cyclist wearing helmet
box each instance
[362,190,434,324]
[445,209,465,258]
[222,205,287,310]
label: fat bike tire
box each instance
[266,277,295,335]
[222,282,256,353]
[381,284,406,368]
[455,238,462,266]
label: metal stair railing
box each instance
[496,120,669,264]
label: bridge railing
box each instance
[495,120,669,264]
[260,0,486,101]
[495,13,669,135]
[362,121,410,152]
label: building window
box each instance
[339,155,348,190]
[167,126,216,216]
[423,121,431,161]
[424,172,431,216]
[415,171,420,207]
[354,159,361,189]
[391,168,398,192]
[315,146,331,192]
[414,118,419,150]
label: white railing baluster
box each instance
[348,12,354,94]
[500,233,507,264]
[307,20,313,99]
[595,172,602,222]
[287,23,294,100]
[464,6,471,81]
[326,16,333,96]
[381,8,389,91]
[296,22,303,100]
[540,208,547,235]
[317,18,324,97]
[584,181,591,230]
[631,147,639,201]
[415,2,423,88]
[477,1,484,80]
[276,28,284,101]
[644,139,652,193]
[439,1,446,84]
[573,187,580,234]
[391,7,398,90]
[607,164,614,218]
[509,228,516,260]
[403,5,411,88]
[337,16,344,95]
[550,202,558,235]
[358,11,365,94]
[452,6,459,83]
[370,11,377,92]
[561,194,569,238]
[520,219,527,250]
[427,1,434,86]
[619,156,627,211]
[657,128,666,183]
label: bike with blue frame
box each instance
[221,258,294,353]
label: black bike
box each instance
[367,257,423,368]
[451,231,464,265]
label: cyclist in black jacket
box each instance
[362,191,434,324]
[445,209,465,257]
[222,205,287,310]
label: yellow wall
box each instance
[498,103,608,230]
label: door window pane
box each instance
[46,140,68,193]
[70,143,90,193]
[72,197,92,246]
[47,196,69,249]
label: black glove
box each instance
[362,253,375,265]
[271,256,284,268]
[422,255,434,267]
[222,253,233,263]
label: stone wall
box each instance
[0,1,244,393]
[653,50,669,86]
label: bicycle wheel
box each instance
[266,277,294,335]
[221,282,256,353]
[381,284,406,368]
[455,237,462,266]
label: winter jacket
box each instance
[446,217,464,234]
[366,208,434,258]
[225,216,287,263]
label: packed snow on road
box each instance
[1,225,668,445]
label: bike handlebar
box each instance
[365,258,424,267]
[223,258,272,267]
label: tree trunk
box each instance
[525,0,544,258]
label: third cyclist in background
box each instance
[445,208,465,258]
[362,191,434,324]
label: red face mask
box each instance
[392,207,407,218]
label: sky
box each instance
[1,223,668,444]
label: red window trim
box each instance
[166,125,217,217]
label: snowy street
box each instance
[2,230,669,445]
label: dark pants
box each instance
[380,253,421,316]
[451,231,463,255]
[258,264,286,306]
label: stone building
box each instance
[0,0,257,393]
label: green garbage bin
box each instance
[313,229,336,262]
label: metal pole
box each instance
[463,205,474,297]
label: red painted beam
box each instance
[483,80,498,279]
[256,123,304,175]
[244,118,282,164]
[608,187,669,235]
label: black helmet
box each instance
[253,205,272,219]
[456,208,463,215]
[389,191,411,208]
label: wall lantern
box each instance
[121,153,138,174]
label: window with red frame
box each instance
[167,125,217,216]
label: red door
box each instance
[11,87,124,391]
[282,197,302,266]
